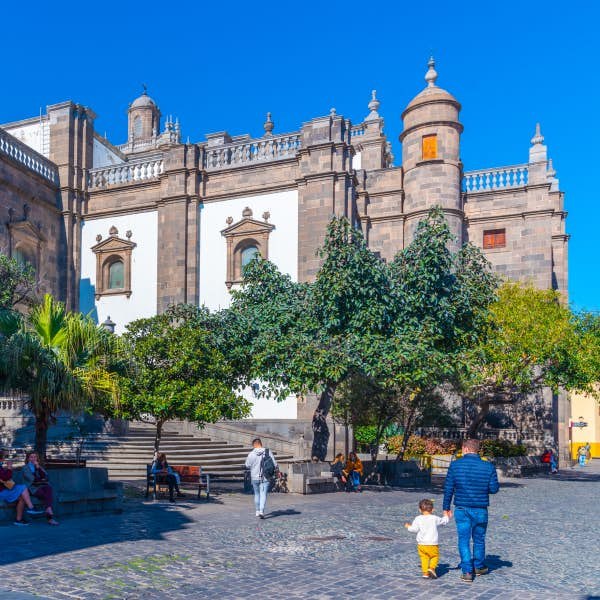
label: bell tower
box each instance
[400,57,464,249]
[127,85,161,143]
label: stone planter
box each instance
[430,454,453,475]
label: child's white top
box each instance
[407,514,449,545]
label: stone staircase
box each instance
[78,426,294,481]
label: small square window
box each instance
[483,229,506,249]
[422,134,438,160]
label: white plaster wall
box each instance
[93,138,124,168]
[199,190,298,310]
[4,122,49,157]
[79,212,158,334]
[199,190,298,419]
[240,385,298,420]
[352,151,362,170]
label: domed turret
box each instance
[400,57,464,249]
[127,85,161,143]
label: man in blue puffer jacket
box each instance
[443,438,499,583]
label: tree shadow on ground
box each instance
[264,509,301,519]
[0,501,197,567]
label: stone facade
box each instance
[0,58,569,449]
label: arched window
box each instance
[13,246,35,269]
[108,260,124,289]
[241,245,259,269]
[133,116,142,138]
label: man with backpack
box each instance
[245,438,277,519]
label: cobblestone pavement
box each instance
[1,462,599,600]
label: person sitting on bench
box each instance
[0,449,45,526]
[343,452,364,492]
[151,453,184,502]
[23,452,59,526]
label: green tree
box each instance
[230,209,497,461]
[118,305,251,452]
[230,217,390,460]
[0,252,36,309]
[0,294,119,458]
[454,282,600,436]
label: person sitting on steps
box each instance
[23,451,59,526]
[0,449,46,526]
[343,452,363,492]
[151,453,184,502]
[330,453,347,490]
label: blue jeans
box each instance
[454,506,488,574]
[251,480,270,513]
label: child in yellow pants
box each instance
[405,498,450,578]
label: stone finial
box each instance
[263,112,274,136]
[425,55,438,87]
[330,107,337,117]
[109,225,118,236]
[262,211,270,222]
[142,83,147,96]
[365,90,381,121]
[385,141,395,166]
[126,230,132,239]
[531,122,544,145]
[547,158,556,178]
[242,206,253,218]
[226,216,233,225]
[96,234,103,242]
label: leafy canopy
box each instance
[118,305,251,427]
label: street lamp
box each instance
[101,316,116,334]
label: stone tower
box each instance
[127,86,161,143]
[400,57,464,249]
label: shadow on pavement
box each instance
[0,501,196,567]
[264,509,301,519]
[487,554,513,573]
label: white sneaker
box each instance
[256,510,260,517]
[259,512,265,519]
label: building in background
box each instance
[0,58,569,452]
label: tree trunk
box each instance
[396,404,416,462]
[311,384,336,461]
[466,400,490,438]
[154,419,164,455]
[34,402,50,462]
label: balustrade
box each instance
[203,132,301,171]
[88,158,163,189]
[351,124,365,137]
[0,127,58,185]
[463,164,528,193]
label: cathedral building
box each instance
[0,59,569,450]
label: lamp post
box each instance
[101,316,116,334]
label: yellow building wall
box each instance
[570,392,600,459]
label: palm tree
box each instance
[0,294,119,459]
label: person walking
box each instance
[245,438,277,519]
[443,438,499,583]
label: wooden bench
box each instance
[146,464,210,501]
[45,458,87,469]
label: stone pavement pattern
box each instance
[1,463,599,600]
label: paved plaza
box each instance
[1,463,599,600]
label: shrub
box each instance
[479,438,527,458]
[354,425,378,452]
[386,435,457,456]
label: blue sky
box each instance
[3,1,598,311]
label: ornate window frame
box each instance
[221,207,274,289]
[8,219,46,276]
[91,226,136,299]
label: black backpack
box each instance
[260,449,276,479]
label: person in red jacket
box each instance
[0,450,45,526]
